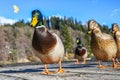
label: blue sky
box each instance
[0,0,120,28]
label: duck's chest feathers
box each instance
[114,32,120,50]
[32,28,57,54]
[75,46,86,56]
[91,33,108,50]
[91,33,100,49]
[115,32,120,42]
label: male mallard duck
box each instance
[87,20,117,68]
[75,37,87,64]
[112,23,120,64]
[30,10,64,74]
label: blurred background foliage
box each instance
[0,16,110,64]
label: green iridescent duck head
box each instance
[30,9,44,27]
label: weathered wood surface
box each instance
[0,60,120,80]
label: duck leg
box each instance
[56,59,64,73]
[82,59,86,64]
[115,58,120,64]
[112,58,118,68]
[97,60,106,68]
[75,59,80,64]
[40,64,51,74]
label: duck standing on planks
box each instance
[112,23,120,64]
[74,37,88,64]
[87,20,117,68]
[30,9,65,74]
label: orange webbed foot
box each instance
[97,65,107,68]
[56,68,64,73]
[40,70,52,75]
[57,58,64,73]
[75,59,80,64]
[115,62,120,65]
[81,61,86,64]
[75,62,80,64]
[41,64,52,75]
[112,64,120,68]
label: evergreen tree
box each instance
[102,25,110,34]
[60,24,72,53]
[50,17,61,30]
[13,19,26,27]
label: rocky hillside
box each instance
[0,16,110,64]
[0,25,90,63]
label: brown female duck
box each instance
[30,10,64,74]
[112,23,120,64]
[75,37,87,64]
[87,20,117,68]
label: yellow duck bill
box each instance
[30,16,38,27]
[87,30,92,34]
